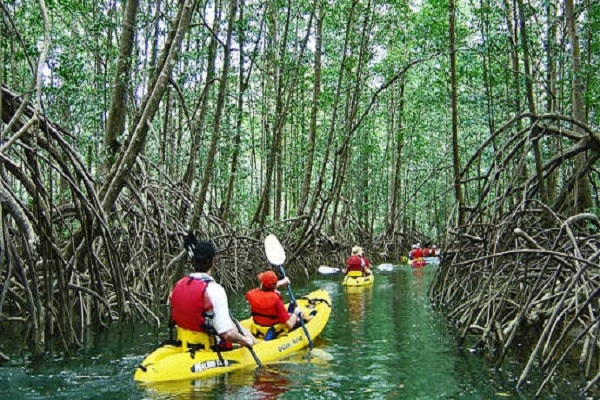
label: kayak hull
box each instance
[342,273,374,287]
[410,260,427,268]
[134,289,331,383]
[407,258,427,268]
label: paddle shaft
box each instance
[230,314,263,368]
[278,265,314,350]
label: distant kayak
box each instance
[342,271,375,287]
[408,258,427,268]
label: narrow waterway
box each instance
[0,264,578,398]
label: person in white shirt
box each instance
[170,232,256,349]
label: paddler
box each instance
[343,246,373,276]
[169,232,256,350]
[408,244,417,260]
[245,271,309,340]
[422,243,431,257]
[413,243,424,259]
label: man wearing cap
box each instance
[408,244,417,260]
[245,271,302,340]
[343,246,372,276]
[170,232,256,349]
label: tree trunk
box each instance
[104,0,139,159]
[100,0,198,214]
[565,0,592,213]
[516,0,547,205]
[293,0,356,255]
[449,0,464,226]
[181,24,218,190]
[252,1,315,226]
[221,0,259,222]
[251,1,284,226]
[159,88,170,169]
[190,0,236,226]
[330,0,372,236]
[502,0,522,127]
[545,0,558,204]
[296,0,322,216]
[387,78,405,238]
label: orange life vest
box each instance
[245,289,283,326]
[170,276,213,332]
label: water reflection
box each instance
[411,265,426,294]
[345,286,372,320]
[140,366,291,399]
[344,285,373,343]
[250,369,290,399]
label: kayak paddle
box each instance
[264,234,314,350]
[318,265,341,275]
[230,313,263,368]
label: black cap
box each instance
[184,232,217,261]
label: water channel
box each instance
[0,264,583,398]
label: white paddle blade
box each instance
[264,234,286,265]
[318,266,340,275]
[309,348,334,361]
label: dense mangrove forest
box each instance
[1,0,599,396]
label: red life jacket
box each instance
[413,248,423,258]
[346,255,364,272]
[246,288,282,326]
[170,276,213,332]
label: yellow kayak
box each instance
[134,289,331,383]
[342,271,374,287]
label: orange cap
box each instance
[258,271,278,289]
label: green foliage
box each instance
[2,0,598,243]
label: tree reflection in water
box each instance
[344,285,373,339]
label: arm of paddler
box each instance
[276,276,291,288]
[221,325,257,347]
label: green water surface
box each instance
[0,264,582,399]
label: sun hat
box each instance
[351,246,363,255]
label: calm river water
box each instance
[0,264,583,399]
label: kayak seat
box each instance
[300,296,332,308]
[251,322,287,341]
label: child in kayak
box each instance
[246,271,307,340]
